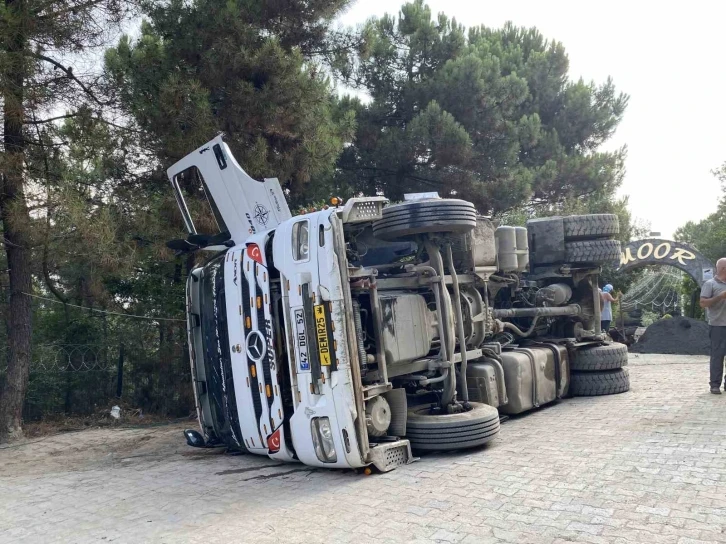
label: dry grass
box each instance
[22,402,195,439]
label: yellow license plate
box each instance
[314,304,332,366]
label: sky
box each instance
[335,0,726,238]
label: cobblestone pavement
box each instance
[2,354,726,544]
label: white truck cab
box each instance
[170,136,417,470]
[169,135,626,472]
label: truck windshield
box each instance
[197,254,243,449]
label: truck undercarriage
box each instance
[168,135,630,472]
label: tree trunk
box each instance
[0,0,32,442]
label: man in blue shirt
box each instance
[600,284,620,332]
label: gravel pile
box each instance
[630,317,710,355]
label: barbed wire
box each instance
[0,344,116,373]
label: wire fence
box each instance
[0,344,117,373]
[0,340,194,421]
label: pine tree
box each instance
[336,0,628,214]
[105,0,355,200]
[0,0,129,441]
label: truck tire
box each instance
[373,199,477,241]
[405,402,500,452]
[570,368,630,396]
[564,239,621,265]
[563,214,620,240]
[571,342,629,371]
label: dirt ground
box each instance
[0,421,208,478]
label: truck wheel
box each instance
[373,199,477,241]
[405,402,500,451]
[570,368,630,396]
[571,342,628,371]
[563,214,620,240]
[564,239,621,265]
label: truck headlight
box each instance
[311,417,337,463]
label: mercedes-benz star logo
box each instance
[246,330,267,362]
[254,203,270,226]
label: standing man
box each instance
[700,258,726,394]
[600,284,621,332]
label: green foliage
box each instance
[675,163,726,265]
[3,0,357,424]
[105,0,355,200]
[680,275,704,319]
[641,310,660,327]
[0,0,135,437]
[2,0,641,426]
[335,0,628,214]
[19,109,194,418]
[674,162,726,320]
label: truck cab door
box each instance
[167,134,292,250]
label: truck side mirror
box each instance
[183,429,206,448]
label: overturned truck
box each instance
[168,135,630,472]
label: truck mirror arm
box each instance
[166,231,235,256]
[188,231,232,248]
[166,238,198,255]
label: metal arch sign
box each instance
[616,238,715,287]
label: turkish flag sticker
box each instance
[247,243,263,264]
[268,428,281,454]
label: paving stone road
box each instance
[2,354,726,544]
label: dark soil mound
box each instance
[630,316,710,355]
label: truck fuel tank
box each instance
[498,345,569,415]
[466,361,502,408]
